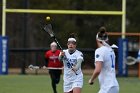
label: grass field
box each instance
[0,75,140,93]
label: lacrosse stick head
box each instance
[44,24,55,38]
[28,64,39,70]
[43,23,63,50]
[28,64,34,70]
[125,56,137,65]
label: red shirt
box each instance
[45,50,63,68]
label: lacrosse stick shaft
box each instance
[53,37,63,50]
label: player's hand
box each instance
[88,79,94,85]
[72,66,77,72]
[59,51,65,57]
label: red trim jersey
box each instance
[45,50,63,68]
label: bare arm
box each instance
[89,61,102,85]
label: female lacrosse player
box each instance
[59,34,84,93]
[44,42,63,93]
[88,27,119,93]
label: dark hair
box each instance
[69,33,76,39]
[98,27,108,41]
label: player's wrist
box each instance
[89,78,94,85]
[59,52,65,61]
[59,52,65,57]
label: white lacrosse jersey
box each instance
[95,46,119,89]
[137,50,140,60]
[62,49,83,82]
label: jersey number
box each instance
[67,62,73,68]
[110,55,115,68]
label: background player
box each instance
[44,42,63,93]
[88,27,119,93]
[59,34,84,93]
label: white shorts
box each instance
[98,86,119,93]
[63,81,83,92]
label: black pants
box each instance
[49,70,62,93]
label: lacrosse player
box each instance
[88,27,119,93]
[59,34,84,93]
[44,42,63,93]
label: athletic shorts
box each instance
[98,86,119,93]
[63,80,83,92]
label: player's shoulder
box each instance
[74,50,83,57]
[95,46,107,53]
[46,50,51,53]
[45,50,52,56]
[75,50,83,54]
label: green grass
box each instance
[0,75,140,93]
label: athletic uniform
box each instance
[45,50,63,93]
[95,46,119,93]
[45,50,63,68]
[62,49,84,92]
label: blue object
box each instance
[137,50,140,60]
[118,38,128,76]
[0,36,9,75]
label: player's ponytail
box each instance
[69,33,76,38]
[96,27,111,47]
[96,27,108,41]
